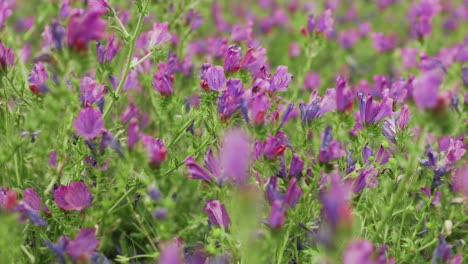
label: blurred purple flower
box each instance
[317,9,335,38]
[73,107,104,140]
[269,199,286,229]
[319,172,352,228]
[142,135,167,167]
[147,22,171,49]
[224,45,242,73]
[48,151,57,167]
[80,77,106,107]
[66,228,99,261]
[300,89,336,124]
[303,72,321,90]
[413,69,444,110]
[336,75,354,112]
[318,126,345,163]
[220,129,251,185]
[159,243,183,264]
[0,40,14,70]
[357,93,393,124]
[54,182,93,211]
[29,62,49,95]
[96,34,120,64]
[284,178,303,207]
[289,153,304,178]
[270,66,292,92]
[204,200,230,229]
[127,119,141,150]
[371,32,396,53]
[0,1,12,29]
[67,9,107,51]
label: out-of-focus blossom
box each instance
[0,0,12,29]
[0,188,18,210]
[288,43,300,57]
[343,239,395,264]
[412,69,444,109]
[96,34,120,64]
[316,9,335,38]
[371,32,396,53]
[153,64,174,96]
[453,165,468,198]
[204,65,226,91]
[401,47,419,69]
[147,22,171,50]
[47,228,100,262]
[204,200,230,229]
[0,40,14,71]
[231,21,253,42]
[184,9,203,30]
[270,66,292,92]
[224,45,242,73]
[80,77,106,107]
[303,72,321,90]
[67,9,107,51]
[336,75,354,112]
[159,243,183,264]
[248,94,271,125]
[220,129,251,185]
[431,235,460,264]
[73,107,104,140]
[357,93,393,125]
[54,182,93,211]
[320,172,352,228]
[29,62,49,95]
[257,131,288,159]
[269,200,286,229]
[338,29,360,49]
[48,151,57,167]
[142,135,167,167]
[318,126,345,163]
[127,119,141,150]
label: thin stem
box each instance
[130,50,154,69]
[103,0,150,120]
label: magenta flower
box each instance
[316,9,335,38]
[336,75,354,112]
[401,47,419,69]
[258,131,288,159]
[350,167,379,193]
[413,69,444,109]
[67,9,107,51]
[142,135,167,167]
[0,1,12,29]
[289,153,304,178]
[320,172,352,228]
[147,22,172,49]
[66,228,99,261]
[29,62,49,95]
[357,93,393,125]
[220,128,251,185]
[270,66,293,92]
[303,72,321,90]
[204,200,230,229]
[453,165,468,198]
[217,78,244,120]
[0,188,18,210]
[224,45,242,73]
[185,148,222,183]
[318,126,345,163]
[185,157,213,182]
[96,34,120,64]
[205,65,226,91]
[300,89,336,124]
[73,107,104,140]
[159,243,183,264]
[338,29,360,49]
[79,77,106,106]
[343,239,394,264]
[17,188,47,226]
[127,119,141,150]
[269,200,286,229]
[48,151,57,167]
[53,182,93,211]
[0,39,14,70]
[153,66,174,96]
[371,32,396,53]
[249,94,271,125]
[284,178,303,207]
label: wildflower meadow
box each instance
[1,0,468,263]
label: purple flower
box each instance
[413,69,444,109]
[205,65,226,91]
[80,77,106,106]
[17,188,47,226]
[432,235,452,264]
[96,34,120,64]
[300,89,336,124]
[453,165,468,198]
[260,131,288,159]
[142,135,167,167]
[66,228,99,261]
[184,157,212,181]
[53,182,93,211]
[371,32,396,53]
[401,47,419,69]
[269,200,286,229]
[443,138,466,167]
[303,72,321,90]
[462,65,468,87]
[159,243,183,264]
[351,167,379,193]
[217,79,244,119]
[29,62,49,95]
[48,151,57,167]
[318,126,345,163]
[336,75,354,112]
[0,1,12,29]
[289,153,304,178]
[338,29,360,49]
[220,129,251,185]
[153,68,174,96]
[204,200,230,229]
[248,94,271,125]
[343,239,394,264]
[100,130,123,156]
[224,45,242,73]
[279,103,296,128]
[317,9,335,38]
[127,119,141,150]
[73,107,104,140]
[319,172,352,228]
[0,40,14,70]
[357,93,393,124]
[307,13,315,34]
[231,21,253,42]
[270,66,293,92]
[67,9,107,51]
[284,178,303,207]
[147,22,172,49]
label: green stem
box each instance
[103,0,150,120]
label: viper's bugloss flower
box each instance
[231,21,253,42]
[42,21,66,51]
[269,199,286,229]
[306,13,315,34]
[284,177,303,207]
[54,182,93,211]
[159,243,183,264]
[66,228,99,261]
[17,188,47,226]
[338,29,360,49]
[350,167,379,193]
[0,40,14,71]
[147,22,172,50]
[204,65,226,91]
[96,34,120,64]
[224,45,242,73]
[0,1,12,29]
[248,94,271,125]
[413,69,445,110]
[80,77,106,107]
[462,65,468,87]
[431,235,460,264]
[220,128,251,185]
[319,172,352,228]
[357,93,393,125]
[258,131,288,159]
[240,46,267,75]
[204,200,230,229]
[318,126,345,163]
[73,107,104,140]
[371,32,396,53]
[381,105,410,143]
[401,47,419,69]
[0,188,18,210]
[218,78,244,120]
[316,9,334,38]
[29,62,49,95]
[100,130,123,156]
[300,89,336,124]
[127,119,141,150]
[343,239,395,264]
[48,151,57,167]
[270,66,292,92]
[185,156,213,182]
[289,153,304,178]
[142,135,167,166]
[303,72,320,90]
[453,165,468,198]
[184,9,203,30]
[288,43,300,57]
[336,75,354,112]
[421,187,442,206]
[67,9,107,51]
[185,148,223,183]
[153,64,174,96]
